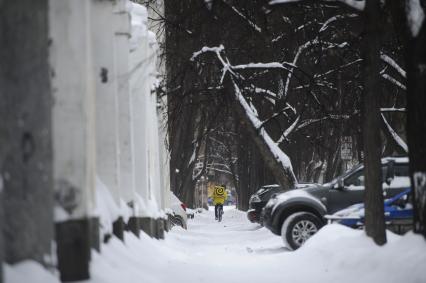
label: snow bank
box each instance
[134,193,166,219]
[4,261,60,283]
[129,2,148,50]
[93,176,122,235]
[290,224,426,283]
[5,208,426,283]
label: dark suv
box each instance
[262,157,410,250]
[247,185,284,224]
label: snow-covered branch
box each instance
[228,4,262,33]
[233,62,295,71]
[191,45,224,61]
[381,114,408,153]
[269,0,365,11]
[244,86,277,105]
[191,47,298,185]
[284,38,348,99]
[245,86,297,114]
[191,46,299,115]
[381,73,407,90]
[380,54,406,78]
[319,14,358,33]
[191,45,236,84]
[277,116,300,144]
[314,59,362,78]
[232,80,297,182]
[380,107,406,113]
[284,38,318,99]
[296,114,351,131]
[328,0,365,11]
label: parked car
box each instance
[247,185,284,224]
[262,157,410,250]
[169,193,188,229]
[326,188,413,234]
[247,183,315,224]
[186,207,195,219]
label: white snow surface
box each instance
[5,207,426,283]
[94,176,122,235]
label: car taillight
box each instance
[181,203,187,211]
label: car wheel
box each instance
[281,212,323,250]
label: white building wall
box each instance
[129,3,151,217]
[51,0,166,228]
[91,0,122,213]
[49,0,97,220]
[158,98,171,210]
[146,33,162,214]
[129,2,166,218]
[114,0,136,209]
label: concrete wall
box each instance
[130,3,153,216]
[92,0,122,213]
[49,0,98,280]
[115,1,136,209]
[50,0,97,222]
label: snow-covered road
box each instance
[159,206,289,283]
[5,206,426,283]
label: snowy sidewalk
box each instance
[5,206,426,283]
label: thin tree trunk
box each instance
[406,7,426,237]
[362,0,387,245]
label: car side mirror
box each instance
[385,161,395,185]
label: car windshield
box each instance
[327,163,363,186]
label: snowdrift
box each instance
[5,209,426,283]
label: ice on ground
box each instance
[5,207,426,283]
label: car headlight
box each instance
[250,195,261,203]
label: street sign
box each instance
[341,136,353,160]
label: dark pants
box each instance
[215,204,223,219]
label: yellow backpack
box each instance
[213,186,227,205]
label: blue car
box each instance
[326,188,413,234]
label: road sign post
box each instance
[341,136,353,171]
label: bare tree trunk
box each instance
[362,0,386,245]
[405,5,426,238]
